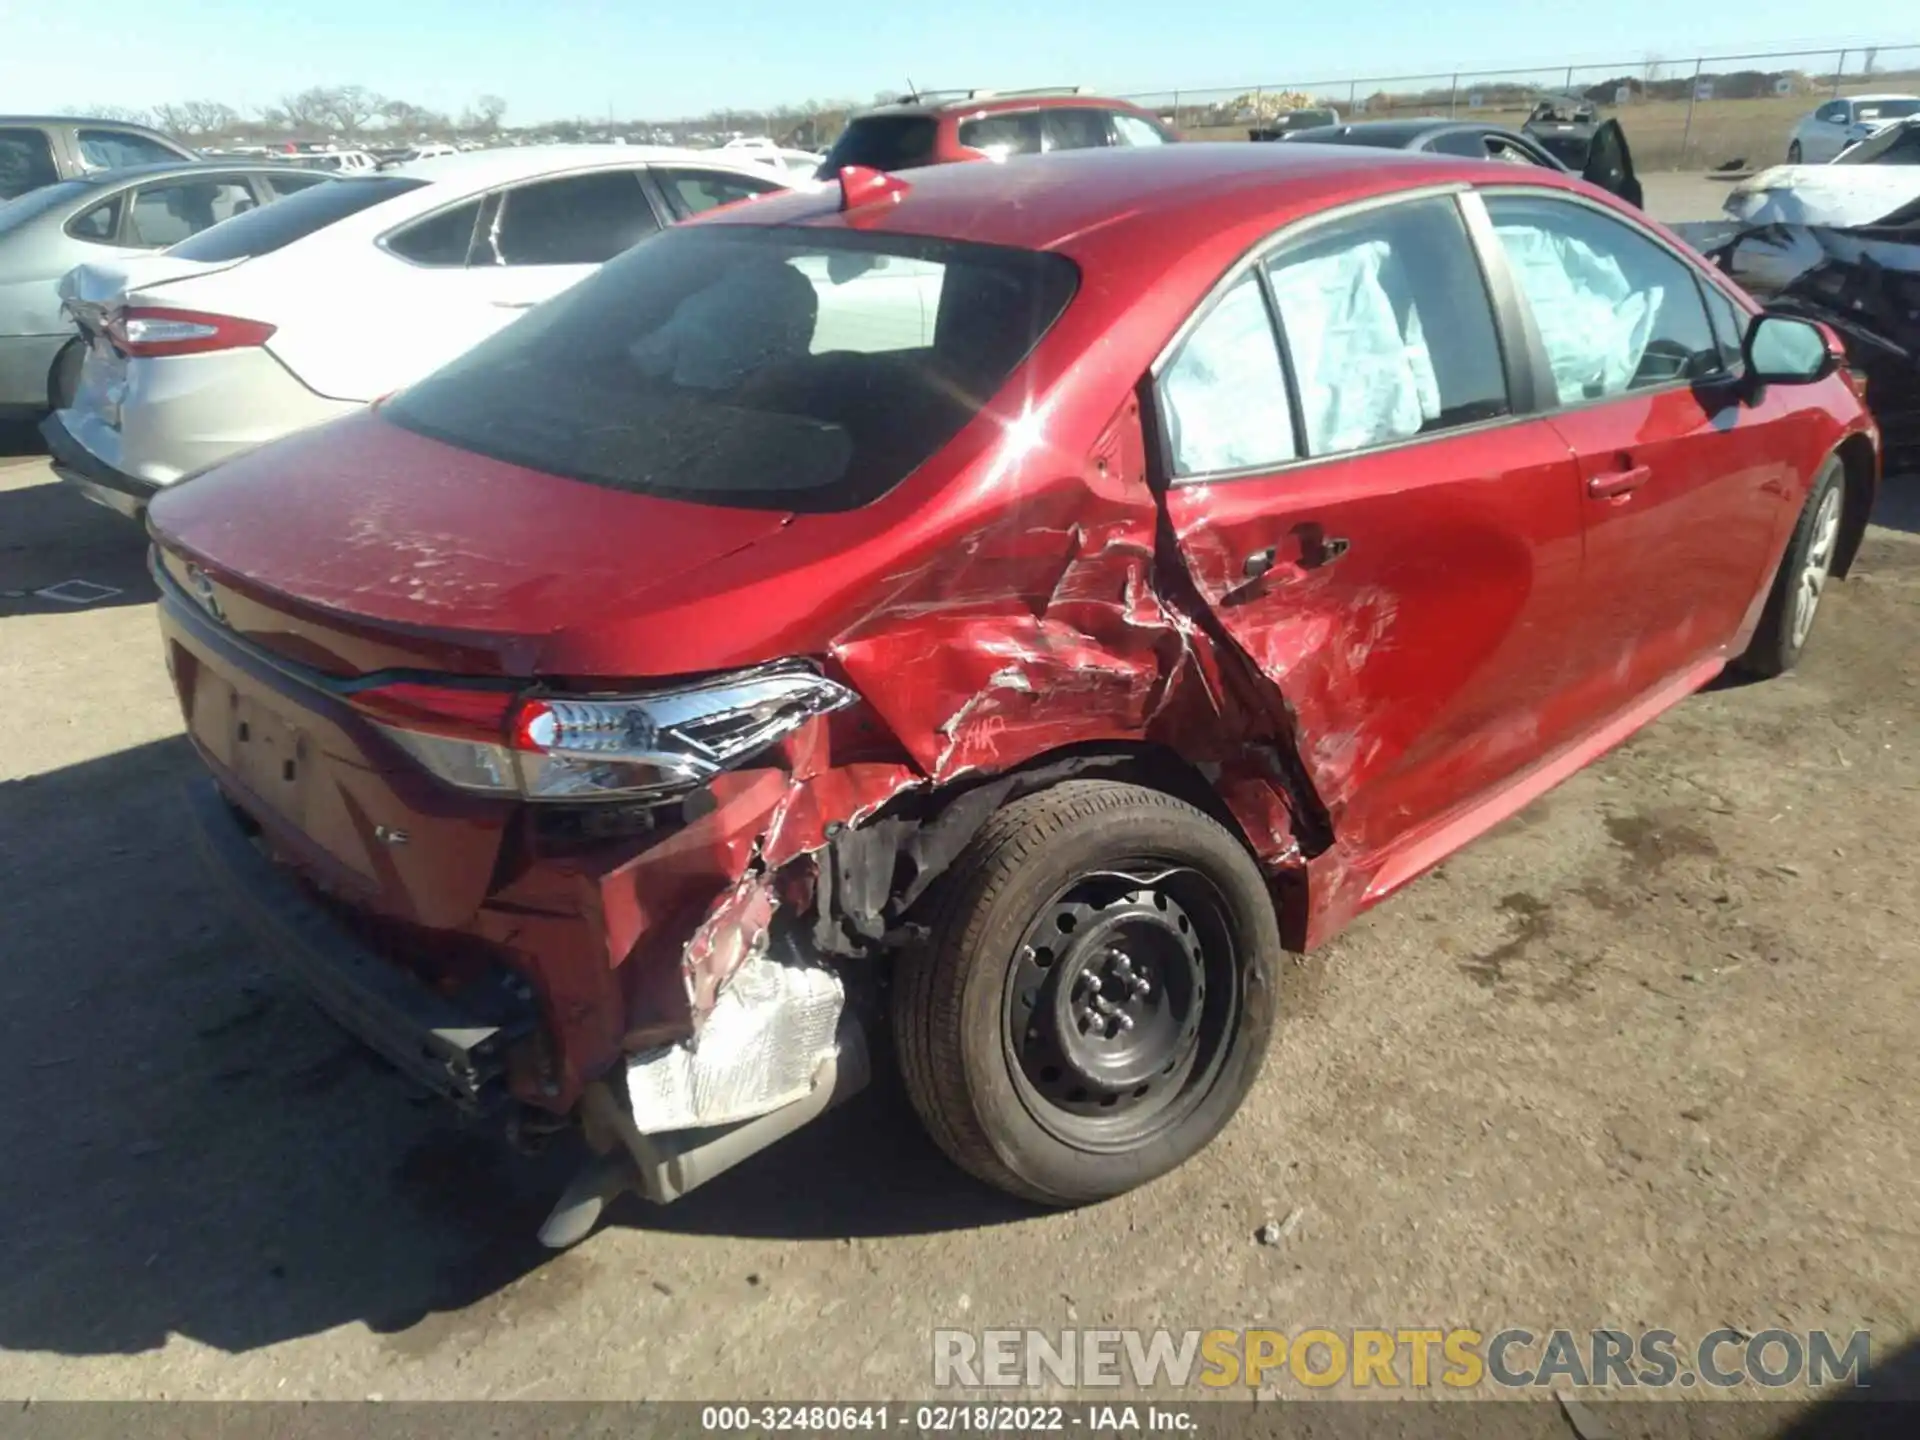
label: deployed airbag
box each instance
[1494,223,1658,404]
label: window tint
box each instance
[263,171,326,196]
[1266,196,1508,456]
[77,129,187,171]
[0,128,60,202]
[492,171,658,265]
[125,178,255,247]
[1700,281,1749,371]
[1485,194,1720,403]
[67,195,122,242]
[1485,135,1551,167]
[1043,109,1113,152]
[169,176,423,261]
[1815,102,1846,123]
[387,198,481,265]
[1161,273,1297,476]
[659,167,778,217]
[387,227,1078,513]
[958,111,1043,158]
[817,116,939,174]
[1112,113,1169,147]
[1428,129,1491,158]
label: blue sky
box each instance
[5,0,1912,124]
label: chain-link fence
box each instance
[1116,44,1920,169]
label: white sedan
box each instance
[1785,92,1920,163]
[42,146,789,516]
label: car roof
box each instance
[47,158,316,188]
[1282,118,1480,147]
[0,114,180,135]
[702,141,1589,263]
[387,143,788,185]
[855,91,1146,119]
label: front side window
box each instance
[1265,196,1508,457]
[125,178,255,247]
[1484,193,1719,404]
[658,168,779,218]
[1160,274,1296,476]
[1815,102,1846,124]
[1112,113,1170,147]
[0,128,59,202]
[1042,109,1113,152]
[77,129,187,171]
[387,228,1078,512]
[1700,282,1749,372]
[957,111,1043,159]
[490,170,658,265]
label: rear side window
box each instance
[817,116,939,174]
[125,178,255,247]
[1043,109,1113,152]
[1161,273,1298,476]
[167,176,424,261]
[387,227,1079,512]
[491,171,658,265]
[1265,197,1508,456]
[77,129,187,170]
[67,195,123,242]
[0,128,60,203]
[658,167,780,218]
[958,111,1043,158]
[1112,114,1170,147]
[386,199,482,266]
[1485,194,1719,402]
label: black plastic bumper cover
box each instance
[185,779,523,1107]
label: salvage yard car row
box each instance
[0,100,1895,1249]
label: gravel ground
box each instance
[4,391,1919,1417]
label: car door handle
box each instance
[1588,464,1652,499]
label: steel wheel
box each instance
[1790,483,1842,649]
[1001,866,1237,1150]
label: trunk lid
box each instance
[146,409,797,678]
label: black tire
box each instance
[46,338,84,413]
[1736,456,1844,679]
[1787,140,1803,164]
[892,779,1280,1205]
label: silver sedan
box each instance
[0,161,329,417]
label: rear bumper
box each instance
[41,409,158,519]
[185,778,533,1108]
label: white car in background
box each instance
[1785,92,1920,163]
[722,135,828,181]
[42,146,789,516]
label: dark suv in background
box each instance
[0,116,198,202]
[816,87,1176,174]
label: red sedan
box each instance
[147,144,1877,1242]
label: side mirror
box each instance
[1744,314,1837,385]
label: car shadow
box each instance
[0,460,155,615]
[1869,471,1920,539]
[0,734,1023,1360]
[0,417,48,459]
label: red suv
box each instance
[151,146,1875,1245]
[816,87,1177,174]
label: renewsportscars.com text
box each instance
[932,1327,1872,1391]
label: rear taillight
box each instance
[108,306,276,359]
[348,665,857,802]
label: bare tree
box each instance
[273,87,336,135]
[380,98,448,138]
[1641,52,1667,86]
[316,85,384,136]
[76,103,154,126]
[150,99,241,138]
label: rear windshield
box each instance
[386,226,1079,513]
[167,176,422,260]
[816,116,940,176]
[0,179,96,235]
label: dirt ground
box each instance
[3,417,1919,1413]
